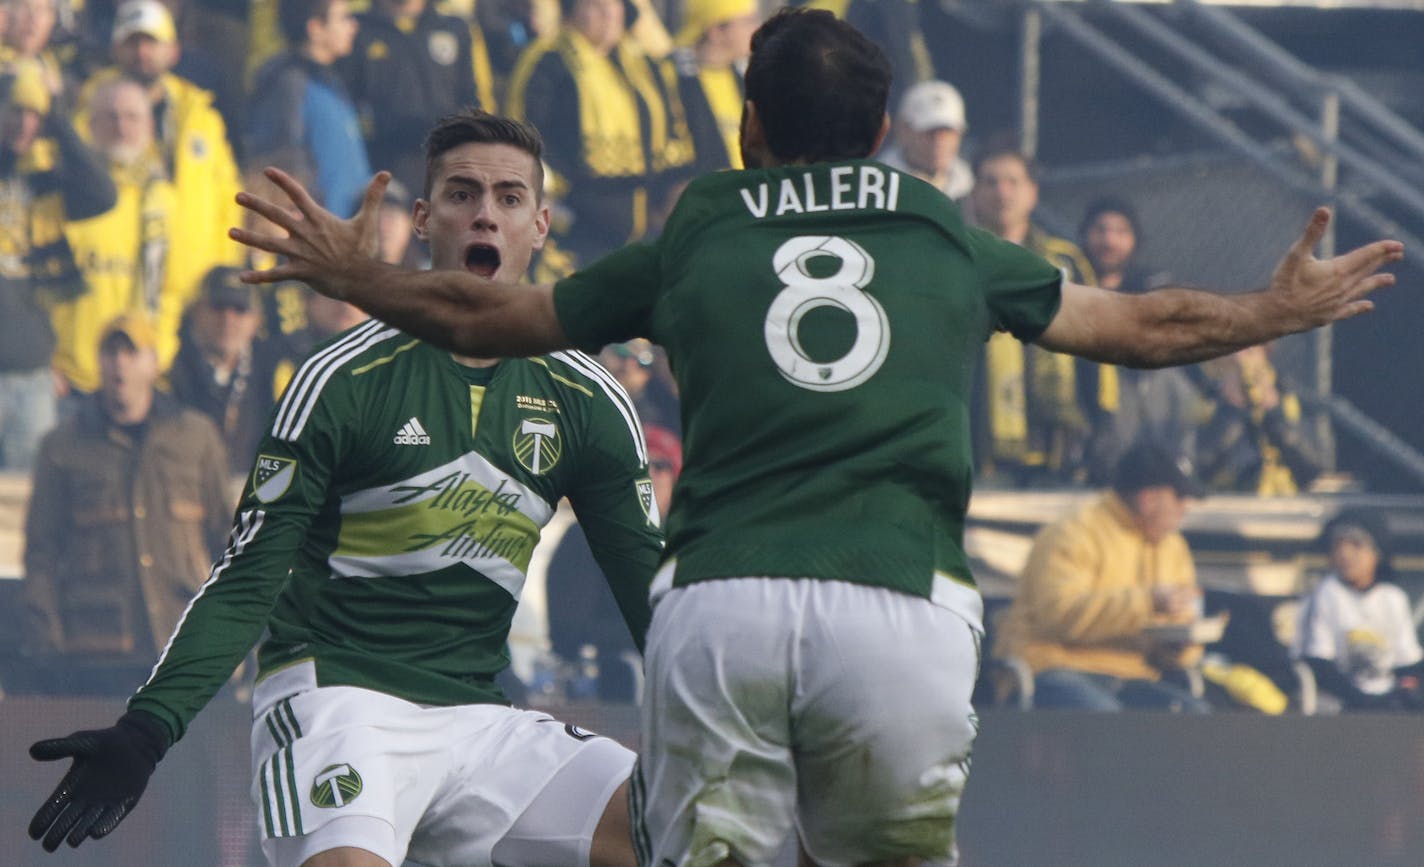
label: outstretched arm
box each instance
[1037,208,1403,368]
[230,168,570,358]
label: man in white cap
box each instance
[879,78,973,201]
[75,0,244,313]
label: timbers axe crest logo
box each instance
[252,454,297,503]
[311,763,363,808]
[513,416,562,475]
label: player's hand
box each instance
[230,167,391,300]
[1267,207,1403,331]
[28,711,170,852]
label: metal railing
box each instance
[1011,0,1424,483]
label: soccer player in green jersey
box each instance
[28,112,660,867]
[225,10,1404,866]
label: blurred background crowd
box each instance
[0,0,1421,722]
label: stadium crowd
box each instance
[0,0,1414,723]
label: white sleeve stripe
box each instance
[272,320,382,437]
[565,349,651,459]
[284,326,400,440]
[552,350,649,464]
[277,325,401,441]
[141,509,266,686]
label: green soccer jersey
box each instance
[554,160,1061,600]
[129,321,662,743]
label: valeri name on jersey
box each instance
[253,454,297,503]
[739,164,902,219]
[394,417,432,446]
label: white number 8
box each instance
[763,235,890,392]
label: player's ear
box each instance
[412,198,431,242]
[871,112,891,155]
[739,100,765,166]
[532,203,549,251]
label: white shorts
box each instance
[249,661,633,867]
[632,575,982,867]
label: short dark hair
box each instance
[973,147,1039,184]
[279,0,338,46]
[743,8,891,163]
[422,109,545,199]
[1322,509,1395,581]
[1079,196,1141,243]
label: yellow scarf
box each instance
[985,331,1032,463]
[698,65,743,169]
[558,30,663,178]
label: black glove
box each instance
[28,710,170,852]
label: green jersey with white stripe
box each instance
[129,321,661,743]
[553,160,1062,600]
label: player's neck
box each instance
[455,351,506,364]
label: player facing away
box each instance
[224,10,1403,866]
[28,112,662,867]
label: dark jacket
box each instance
[168,334,295,474]
[339,6,484,192]
[23,393,233,657]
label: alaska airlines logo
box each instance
[394,417,432,446]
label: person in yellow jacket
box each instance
[994,440,1213,712]
[75,0,243,320]
[54,77,182,393]
[0,61,115,469]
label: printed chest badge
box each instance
[512,395,563,476]
[253,454,297,502]
[513,416,561,475]
[311,763,363,808]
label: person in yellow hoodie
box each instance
[994,439,1213,712]
[54,76,181,393]
[76,0,243,321]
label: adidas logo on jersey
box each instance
[393,417,432,446]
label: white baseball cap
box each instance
[112,0,177,45]
[898,80,967,133]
